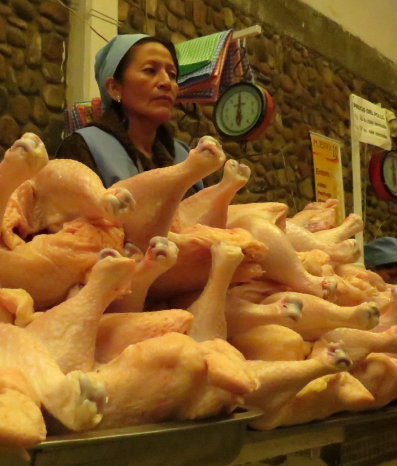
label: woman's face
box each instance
[112,42,178,126]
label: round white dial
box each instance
[214,83,264,139]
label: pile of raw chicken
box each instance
[1,133,397,460]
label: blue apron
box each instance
[76,126,204,190]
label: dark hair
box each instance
[113,37,179,82]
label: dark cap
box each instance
[364,236,397,268]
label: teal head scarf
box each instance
[95,34,149,110]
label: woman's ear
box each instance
[105,77,121,102]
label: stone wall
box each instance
[0,0,68,158]
[119,0,397,241]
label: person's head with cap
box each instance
[364,236,397,283]
[95,34,179,127]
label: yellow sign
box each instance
[310,131,346,224]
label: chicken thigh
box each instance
[230,324,306,361]
[0,218,124,310]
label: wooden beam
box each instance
[232,25,262,40]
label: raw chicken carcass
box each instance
[313,213,363,243]
[188,241,244,341]
[26,249,136,373]
[113,136,227,252]
[373,287,397,332]
[261,292,379,341]
[88,332,259,429]
[0,323,106,431]
[245,342,353,430]
[228,202,289,231]
[3,157,134,249]
[0,218,124,310]
[171,159,251,232]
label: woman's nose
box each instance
[157,70,172,89]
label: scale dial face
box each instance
[383,151,397,197]
[214,83,265,140]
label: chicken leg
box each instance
[0,323,106,431]
[26,249,136,373]
[108,236,179,313]
[225,294,303,338]
[245,342,353,430]
[188,241,244,341]
[261,292,379,341]
[312,325,397,363]
[0,133,48,238]
[171,159,250,232]
[227,214,337,299]
[313,213,363,243]
[113,135,227,251]
[285,221,360,264]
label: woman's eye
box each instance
[169,71,177,80]
[143,67,155,74]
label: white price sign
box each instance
[350,94,391,150]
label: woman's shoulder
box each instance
[55,131,97,170]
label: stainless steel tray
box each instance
[2,406,263,466]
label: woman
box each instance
[56,34,203,190]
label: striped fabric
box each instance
[176,31,225,76]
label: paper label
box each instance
[310,131,346,223]
[350,94,392,150]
